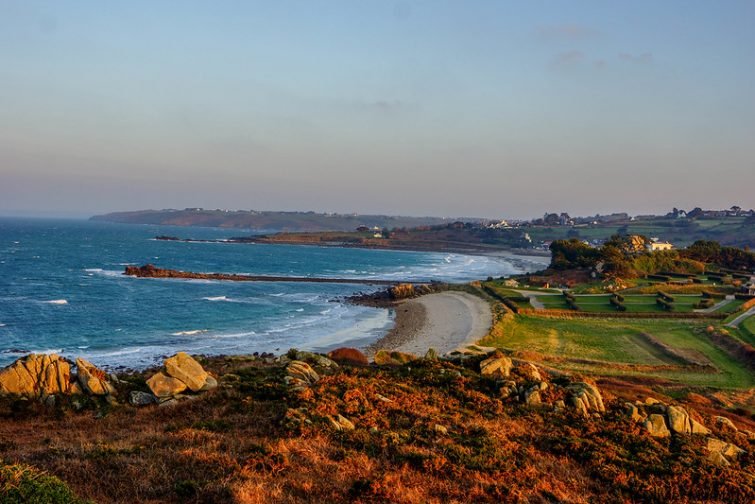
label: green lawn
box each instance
[481,315,755,389]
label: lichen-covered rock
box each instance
[164,352,209,392]
[285,360,320,392]
[643,414,671,438]
[373,350,417,366]
[0,354,75,398]
[76,358,115,396]
[327,347,368,366]
[147,372,188,398]
[480,352,513,378]
[566,382,605,416]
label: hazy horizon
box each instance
[2,1,754,219]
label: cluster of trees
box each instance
[681,240,755,271]
[549,236,754,278]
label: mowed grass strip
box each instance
[481,315,755,389]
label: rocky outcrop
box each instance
[516,362,542,382]
[165,352,209,392]
[628,400,713,438]
[666,405,710,435]
[0,354,76,398]
[566,382,605,416]
[480,352,513,378]
[285,360,320,392]
[643,414,671,438]
[140,353,216,403]
[706,437,745,465]
[147,372,187,397]
[76,358,115,396]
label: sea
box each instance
[0,218,546,370]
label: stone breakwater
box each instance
[123,263,400,285]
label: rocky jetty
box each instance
[124,263,397,285]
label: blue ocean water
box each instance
[0,218,543,369]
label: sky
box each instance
[1,1,753,220]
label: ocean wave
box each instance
[84,268,123,278]
[171,329,208,336]
[203,296,229,302]
[43,299,68,305]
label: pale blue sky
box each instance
[1,1,753,218]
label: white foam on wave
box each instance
[43,299,68,305]
[0,323,5,327]
[171,329,208,336]
[203,295,229,302]
[84,268,123,278]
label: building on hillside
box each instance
[746,277,755,296]
[647,241,674,252]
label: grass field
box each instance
[528,292,739,314]
[481,314,755,389]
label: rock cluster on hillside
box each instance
[143,352,217,406]
[0,354,116,403]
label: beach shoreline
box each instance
[366,291,493,356]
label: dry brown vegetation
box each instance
[0,354,753,503]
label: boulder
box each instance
[624,402,645,423]
[164,352,208,392]
[76,358,115,396]
[200,375,218,392]
[327,348,368,366]
[707,451,730,466]
[566,382,605,416]
[328,414,355,432]
[480,352,513,378]
[129,390,157,406]
[643,414,671,438]
[516,362,542,382]
[373,350,417,366]
[706,438,745,460]
[523,387,541,405]
[290,350,338,368]
[0,354,75,398]
[666,405,710,435]
[285,360,320,392]
[147,372,187,398]
[713,416,738,432]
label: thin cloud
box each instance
[618,52,653,64]
[550,50,585,68]
[537,24,599,42]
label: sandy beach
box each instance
[370,291,493,355]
